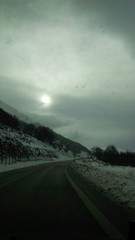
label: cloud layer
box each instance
[0,0,135,150]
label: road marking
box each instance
[65,168,126,240]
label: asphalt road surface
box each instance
[0,161,129,240]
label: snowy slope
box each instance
[0,99,90,156]
[0,99,32,123]
[0,99,88,172]
[0,124,73,171]
[72,159,135,217]
[0,125,57,159]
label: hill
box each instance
[0,99,33,123]
[0,100,90,164]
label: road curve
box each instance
[0,161,108,239]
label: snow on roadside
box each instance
[0,155,72,173]
[72,159,135,215]
[0,158,54,173]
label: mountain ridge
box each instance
[0,99,33,123]
[0,99,90,163]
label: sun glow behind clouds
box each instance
[41,95,51,106]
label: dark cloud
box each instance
[29,113,73,129]
[52,94,135,150]
[74,0,135,54]
[67,131,89,144]
[0,0,135,150]
[50,94,135,126]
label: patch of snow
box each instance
[0,158,53,173]
[0,125,73,173]
[72,159,135,214]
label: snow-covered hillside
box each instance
[72,159,135,217]
[0,99,89,172]
[0,125,56,159]
[0,99,32,123]
[0,124,73,171]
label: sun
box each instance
[41,95,51,106]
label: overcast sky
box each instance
[0,0,135,150]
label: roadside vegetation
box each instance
[90,145,135,167]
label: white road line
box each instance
[65,168,126,240]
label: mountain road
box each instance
[0,161,129,240]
